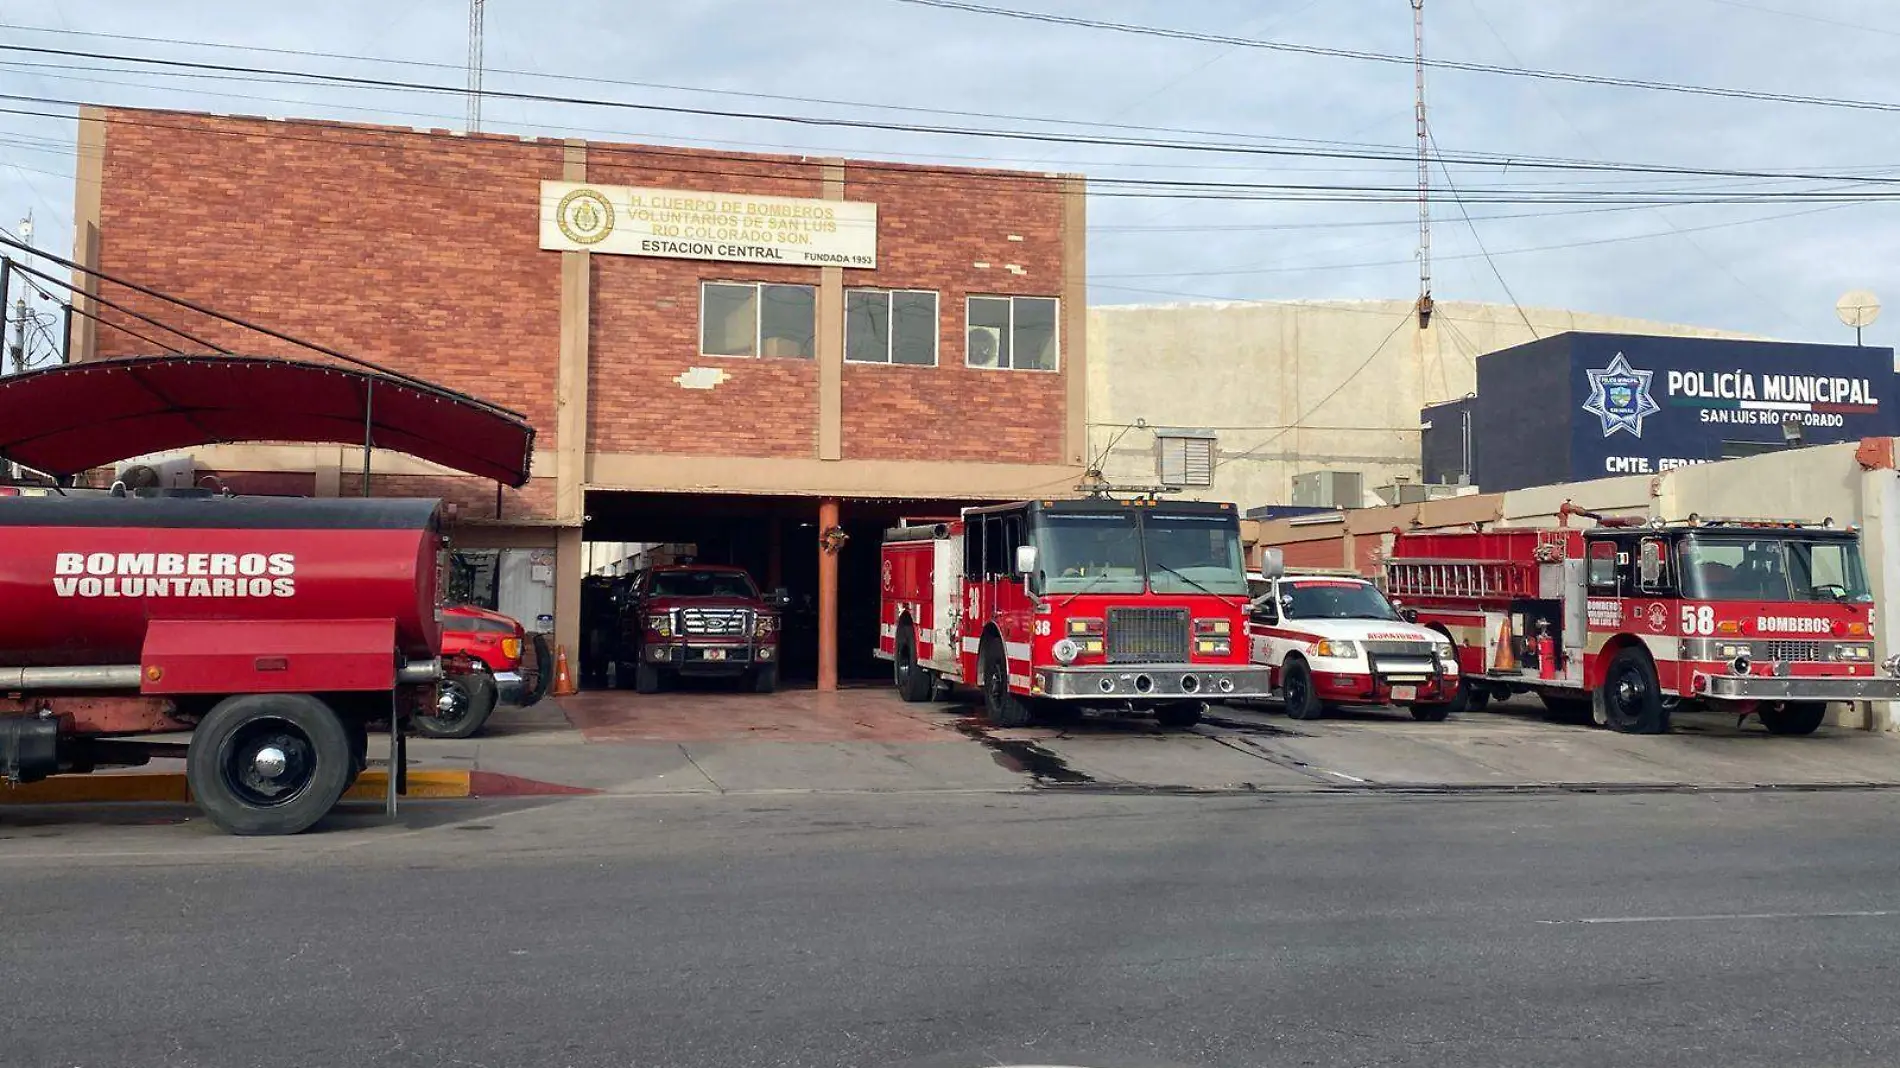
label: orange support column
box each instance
[817,497,841,693]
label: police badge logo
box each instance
[555,188,614,245]
[1582,352,1661,438]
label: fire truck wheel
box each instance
[1156,701,1205,729]
[187,693,354,836]
[1600,648,1670,734]
[1464,684,1492,712]
[417,672,497,740]
[1759,701,1826,736]
[1408,703,1452,722]
[1280,658,1326,721]
[895,624,934,703]
[635,661,663,695]
[980,636,1034,728]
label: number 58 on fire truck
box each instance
[876,498,1273,728]
[1384,508,1900,735]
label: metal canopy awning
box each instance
[0,355,536,487]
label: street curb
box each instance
[3,769,479,806]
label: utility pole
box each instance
[467,0,486,132]
[1412,0,1433,329]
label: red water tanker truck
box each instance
[0,490,446,835]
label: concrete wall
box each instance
[1088,298,1761,511]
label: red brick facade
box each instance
[87,107,1077,515]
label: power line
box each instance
[887,0,1900,116]
[1210,311,1419,472]
[10,94,1900,217]
[7,255,225,351]
[9,46,1900,195]
[1095,201,1857,278]
[1429,127,1536,340]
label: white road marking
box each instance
[1538,909,1900,925]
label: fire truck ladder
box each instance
[1385,558,1536,601]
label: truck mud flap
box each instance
[0,715,60,783]
[522,633,553,707]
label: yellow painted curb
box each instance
[343,770,472,800]
[1,768,472,806]
[0,773,190,805]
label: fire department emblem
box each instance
[1582,353,1660,438]
[1645,602,1669,632]
[881,559,893,591]
[555,187,614,245]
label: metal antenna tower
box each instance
[466,0,485,132]
[1412,0,1432,328]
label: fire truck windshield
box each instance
[1142,512,1248,595]
[1032,509,1246,596]
[1678,535,1872,603]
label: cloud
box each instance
[2,0,1898,348]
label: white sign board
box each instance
[538,180,877,268]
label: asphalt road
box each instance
[6,788,1900,1068]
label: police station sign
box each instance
[538,180,878,268]
[1567,335,1900,478]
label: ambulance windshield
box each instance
[1678,535,1872,603]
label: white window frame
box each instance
[698,281,817,360]
[844,288,940,367]
[1156,433,1216,488]
[965,295,1060,373]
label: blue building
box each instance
[1422,332,1900,492]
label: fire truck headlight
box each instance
[1315,639,1358,658]
[1052,638,1081,665]
[1192,618,1231,636]
[653,617,673,638]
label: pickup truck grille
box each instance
[679,607,752,637]
[1106,607,1190,664]
[1763,640,1821,662]
[1364,639,1437,658]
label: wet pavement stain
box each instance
[954,720,1094,785]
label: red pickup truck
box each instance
[424,604,549,738]
[614,564,786,693]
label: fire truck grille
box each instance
[1763,640,1821,662]
[1106,607,1191,664]
[1363,639,1437,658]
[679,608,751,637]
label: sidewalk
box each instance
[9,688,1900,807]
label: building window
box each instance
[700,282,816,359]
[966,295,1058,371]
[1157,435,1215,487]
[846,289,938,366]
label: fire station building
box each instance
[70,105,1088,687]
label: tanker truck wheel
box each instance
[187,694,354,836]
[418,672,498,740]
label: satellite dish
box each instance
[1837,289,1881,329]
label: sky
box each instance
[4,0,1900,355]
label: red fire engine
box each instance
[876,498,1272,728]
[1383,506,1900,734]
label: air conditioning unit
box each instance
[113,457,196,491]
[1373,480,1463,506]
[966,325,1003,368]
[1291,470,1363,509]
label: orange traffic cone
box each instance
[551,645,577,697]
[1492,614,1519,673]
